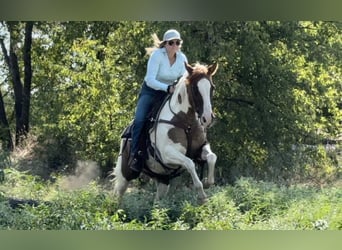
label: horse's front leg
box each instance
[163,147,207,203]
[201,143,217,188]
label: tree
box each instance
[28,21,151,173]
[0,88,13,151]
[196,21,341,183]
[0,21,33,147]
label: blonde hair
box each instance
[145,32,183,56]
[145,33,165,56]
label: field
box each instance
[1,166,341,230]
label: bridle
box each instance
[189,75,215,125]
[166,75,214,126]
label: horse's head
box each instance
[185,62,218,128]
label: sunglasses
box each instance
[168,40,181,46]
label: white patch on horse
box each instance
[197,78,213,127]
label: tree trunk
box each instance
[9,33,24,145]
[0,89,13,151]
[21,22,33,140]
[1,21,34,146]
[0,31,14,151]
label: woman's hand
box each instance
[167,85,175,94]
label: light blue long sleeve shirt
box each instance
[144,47,188,92]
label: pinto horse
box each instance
[113,62,218,203]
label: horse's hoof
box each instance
[198,196,208,205]
[202,178,213,189]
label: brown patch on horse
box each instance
[167,111,207,158]
[178,93,182,104]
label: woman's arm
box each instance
[144,50,168,92]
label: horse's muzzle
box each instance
[200,112,215,128]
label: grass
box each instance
[0,167,341,230]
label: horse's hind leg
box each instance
[113,140,130,198]
[154,181,169,203]
[113,155,129,198]
[201,143,217,188]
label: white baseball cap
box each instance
[163,29,182,42]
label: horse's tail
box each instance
[113,138,130,197]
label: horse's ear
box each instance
[185,62,193,75]
[208,63,218,76]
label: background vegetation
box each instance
[0,21,341,229]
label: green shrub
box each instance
[177,187,242,230]
[231,177,287,223]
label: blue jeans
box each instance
[131,82,166,157]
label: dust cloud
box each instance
[60,160,100,190]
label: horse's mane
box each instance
[186,63,210,85]
[192,63,209,74]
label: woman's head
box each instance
[145,29,183,55]
[162,29,183,53]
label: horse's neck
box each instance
[169,81,191,115]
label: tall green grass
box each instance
[1,169,341,230]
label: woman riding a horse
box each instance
[114,29,218,203]
[129,29,188,178]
